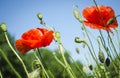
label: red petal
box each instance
[22,28,43,40]
[82,6,118,31]
[83,21,112,32]
[37,28,54,47]
[37,28,48,35]
[15,39,31,54]
[42,30,54,47]
[21,28,43,48]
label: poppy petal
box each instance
[21,28,43,48]
[83,21,112,32]
[37,28,54,47]
[42,30,54,47]
[15,39,31,54]
[82,6,118,32]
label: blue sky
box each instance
[0,0,120,65]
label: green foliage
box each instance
[0,28,26,78]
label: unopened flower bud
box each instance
[106,17,116,26]
[73,10,80,20]
[88,64,93,71]
[98,51,105,63]
[54,32,60,41]
[37,13,43,20]
[74,37,86,43]
[33,60,41,69]
[0,23,7,32]
[75,47,80,54]
[105,57,110,66]
[82,66,87,73]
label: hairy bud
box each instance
[98,51,105,63]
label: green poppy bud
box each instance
[74,37,86,43]
[0,23,7,32]
[54,32,60,41]
[73,5,82,22]
[98,51,105,63]
[75,47,80,54]
[32,60,41,69]
[106,17,116,26]
[73,10,80,20]
[105,57,110,66]
[75,37,81,43]
[37,13,43,20]
[88,64,93,71]
[82,66,87,73]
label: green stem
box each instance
[107,31,120,73]
[0,49,21,78]
[107,31,119,58]
[58,44,76,78]
[78,14,99,66]
[52,52,66,68]
[97,36,118,73]
[36,49,55,78]
[69,55,87,78]
[0,71,3,78]
[34,50,49,78]
[86,44,98,66]
[115,29,120,56]
[4,32,29,77]
[97,36,113,59]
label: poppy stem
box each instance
[34,50,50,78]
[97,36,118,73]
[107,31,119,57]
[58,44,76,78]
[4,32,29,78]
[0,71,3,78]
[69,54,88,78]
[0,49,22,78]
[36,49,55,78]
[36,48,48,69]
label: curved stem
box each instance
[0,49,21,78]
[36,49,55,78]
[0,71,3,78]
[58,44,76,78]
[97,36,118,73]
[34,50,49,78]
[52,52,66,68]
[107,31,119,58]
[4,32,29,77]
[69,55,87,78]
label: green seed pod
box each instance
[0,23,7,32]
[88,64,93,71]
[98,51,105,63]
[37,13,43,20]
[105,57,110,66]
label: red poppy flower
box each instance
[15,28,54,54]
[82,6,118,32]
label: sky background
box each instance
[0,0,120,65]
